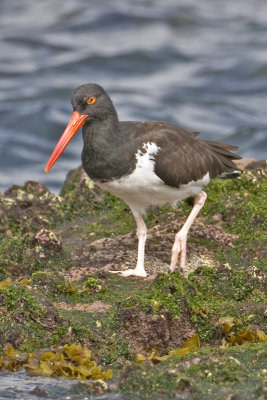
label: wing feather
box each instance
[122,121,241,187]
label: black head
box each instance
[45,83,118,173]
[71,83,117,123]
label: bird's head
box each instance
[44,83,115,173]
[72,83,115,121]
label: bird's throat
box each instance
[81,118,133,182]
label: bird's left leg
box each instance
[170,191,207,272]
[111,212,148,277]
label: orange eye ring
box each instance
[87,96,96,105]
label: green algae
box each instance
[0,282,68,354]
[84,277,101,289]
[118,343,267,400]
[122,272,188,316]
[31,271,67,297]
[0,229,70,280]
[57,306,132,364]
[204,170,267,272]
[118,263,266,343]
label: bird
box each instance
[45,83,241,277]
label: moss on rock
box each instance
[117,343,266,400]
[0,281,69,353]
[0,163,266,398]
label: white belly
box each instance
[96,142,210,215]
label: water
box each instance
[0,370,125,400]
[1,0,267,193]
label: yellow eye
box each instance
[87,96,96,105]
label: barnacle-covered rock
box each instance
[34,229,62,257]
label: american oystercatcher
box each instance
[45,84,241,277]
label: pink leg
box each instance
[170,191,207,272]
[111,213,148,277]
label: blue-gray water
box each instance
[1,0,267,194]
[0,370,125,400]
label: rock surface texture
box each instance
[0,159,266,399]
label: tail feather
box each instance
[204,140,240,152]
[202,139,242,179]
[218,169,242,179]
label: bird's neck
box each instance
[81,114,131,181]
[82,112,122,153]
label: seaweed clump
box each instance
[136,335,200,363]
[219,317,267,347]
[0,343,112,380]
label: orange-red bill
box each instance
[44,111,88,173]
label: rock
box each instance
[0,161,266,399]
[235,158,267,170]
[34,229,62,258]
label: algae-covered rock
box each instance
[0,280,69,352]
[0,162,266,398]
[116,342,267,400]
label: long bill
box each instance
[44,111,88,173]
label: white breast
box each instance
[97,142,210,215]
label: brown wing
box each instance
[128,121,241,188]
